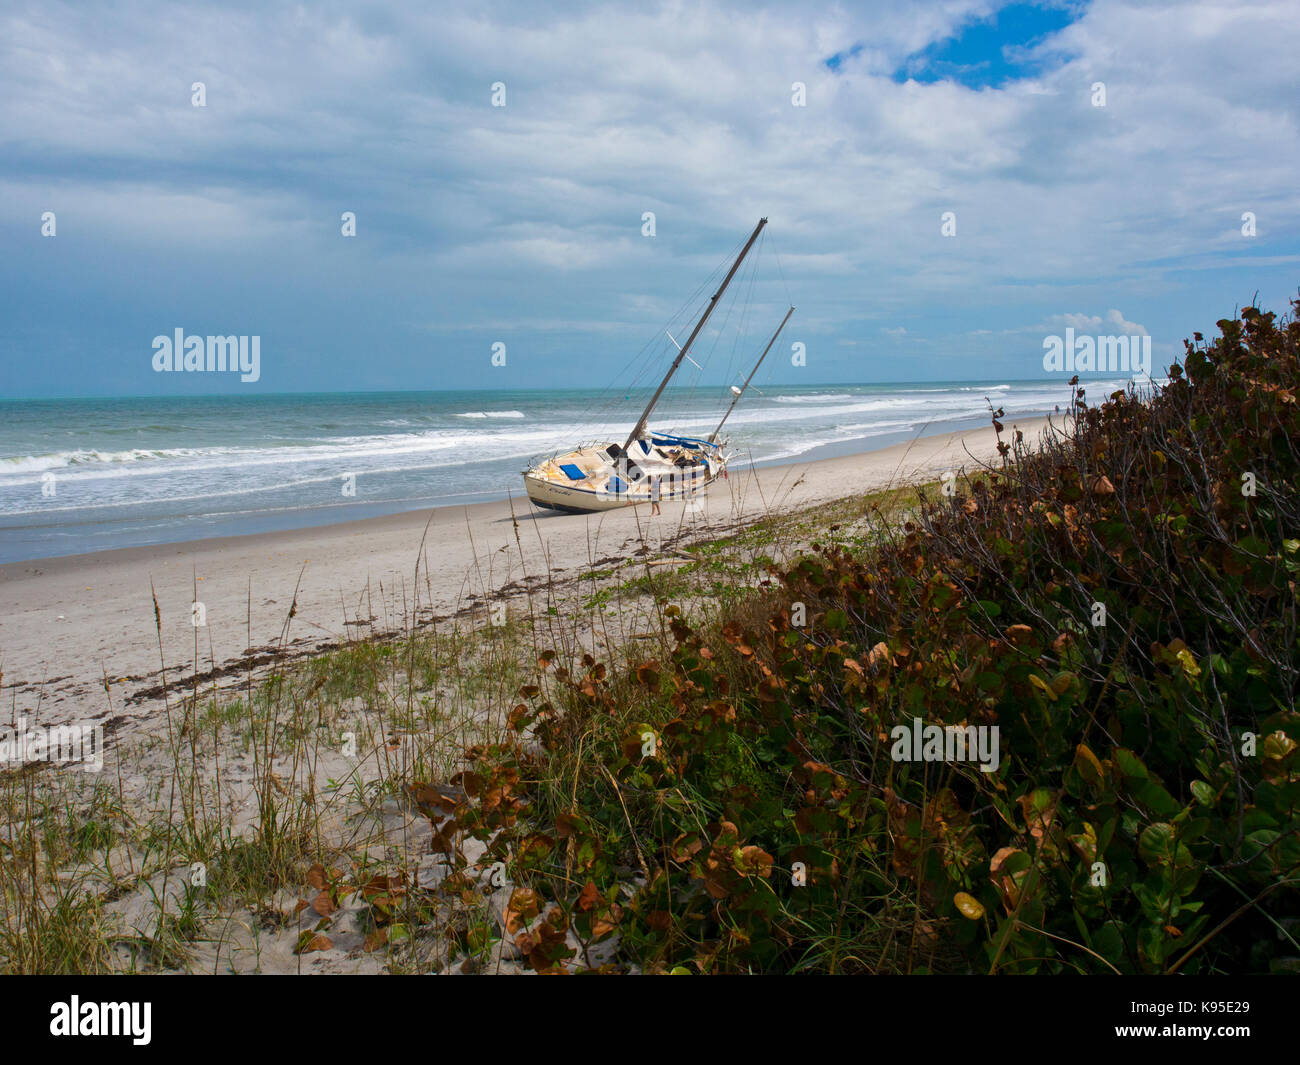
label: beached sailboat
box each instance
[523,218,793,513]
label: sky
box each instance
[1,0,1297,398]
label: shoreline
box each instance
[0,416,1055,733]
[0,409,1071,566]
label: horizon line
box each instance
[0,374,1143,404]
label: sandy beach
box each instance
[0,418,1051,742]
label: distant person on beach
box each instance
[649,476,662,515]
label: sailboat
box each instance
[523,218,793,513]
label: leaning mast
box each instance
[622,217,768,452]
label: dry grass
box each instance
[0,474,930,974]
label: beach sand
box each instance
[0,417,1053,741]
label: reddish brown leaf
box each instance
[504,888,540,935]
[297,932,333,954]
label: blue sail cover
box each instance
[560,463,586,480]
[651,433,717,450]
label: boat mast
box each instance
[622,217,768,452]
[708,305,794,443]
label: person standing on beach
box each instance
[649,476,662,516]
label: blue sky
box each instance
[1,0,1297,398]
[888,2,1076,86]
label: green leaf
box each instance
[1092,921,1125,964]
[1140,822,1175,862]
[1073,744,1104,786]
[1132,779,1181,819]
[1243,829,1280,865]
[1138,823,1194,868]
[1114,748,1149,780]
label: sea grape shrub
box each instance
[438,296,1299,974]
[767,296,1300,973]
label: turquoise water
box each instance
[0,381,1105,561]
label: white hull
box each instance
[524,468,721,512]
[524,473,637,512]
[523,436,725,514]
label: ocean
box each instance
[0,380,1122,563]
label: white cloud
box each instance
[1059,310,1149,335]
[5,0,1293,293]
[0,0,1296,390]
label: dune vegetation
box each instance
[2,295,1296,975]
[439,295,1300,974]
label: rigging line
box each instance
[766,228,794,310]
[721,232,763,416]
[544,225,756,449]
[634,234,746,433]
[698,229,761,410]
[577,250,732,429]
[702,248,753,423]
[554,235,744,446]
